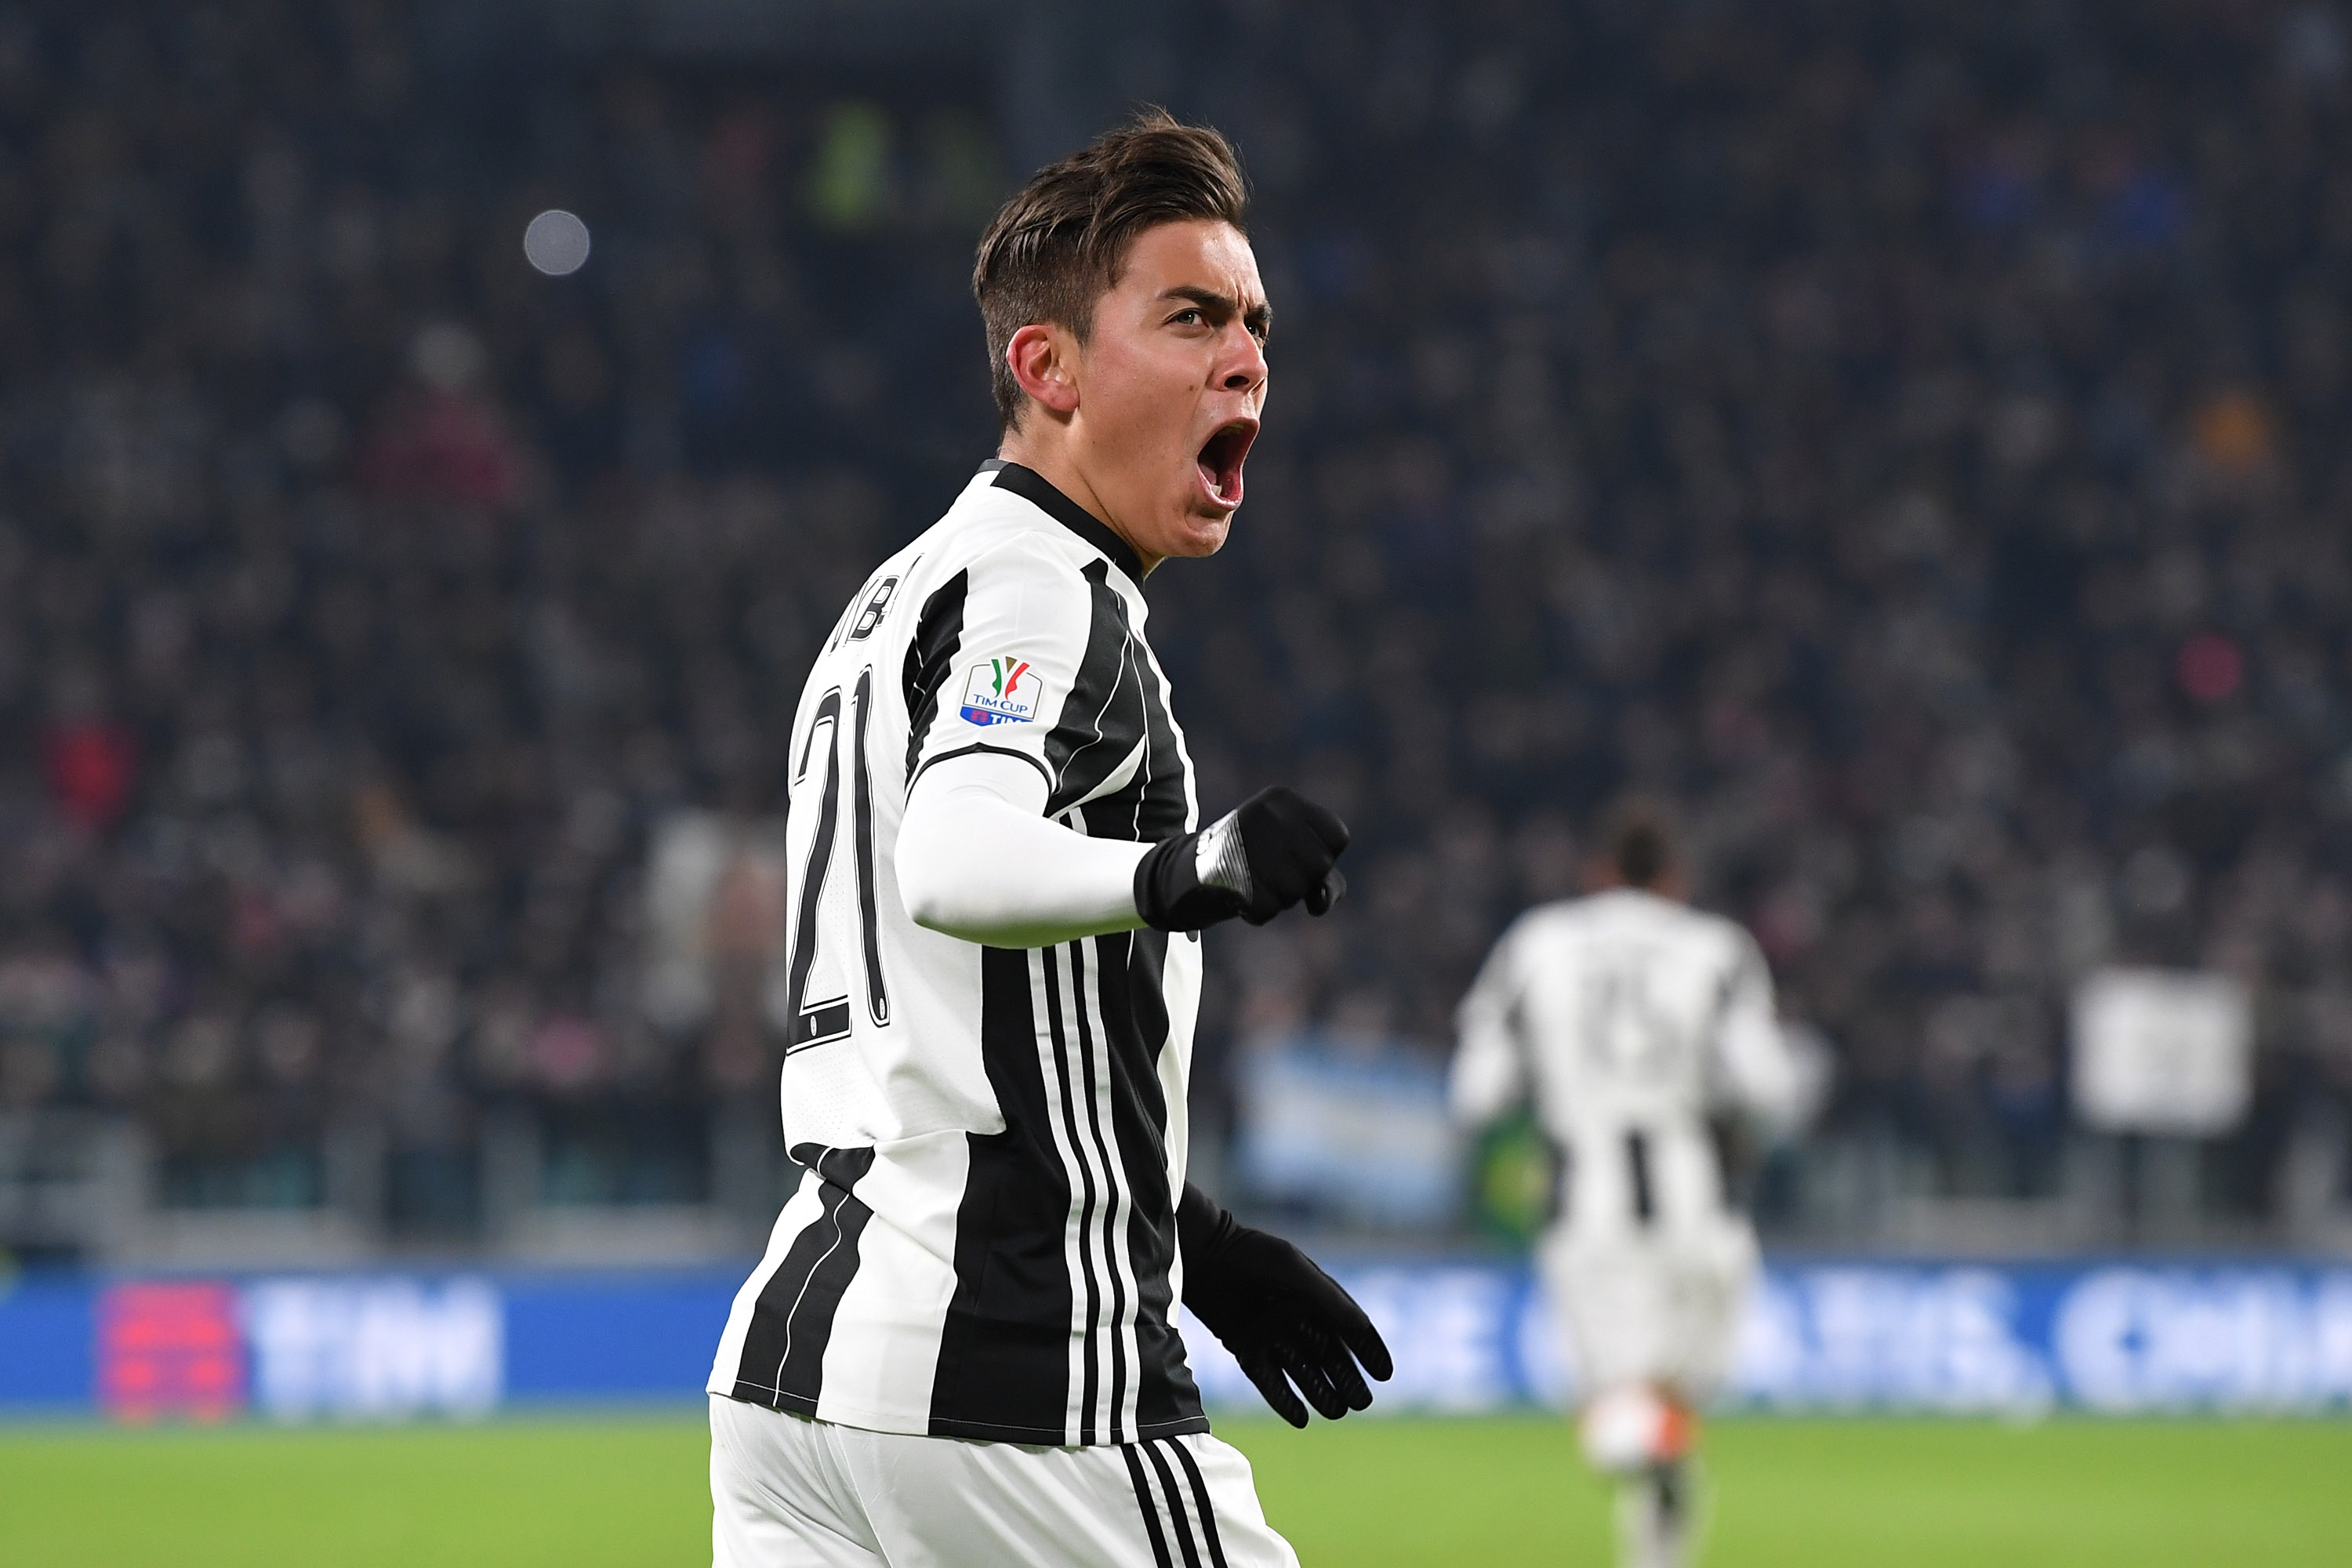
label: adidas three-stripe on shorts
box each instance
[710,1396,1298,1568]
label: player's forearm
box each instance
[897,751,1150,947]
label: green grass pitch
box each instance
[2,1412,2347,1566]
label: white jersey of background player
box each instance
[1451,808,1817,1568]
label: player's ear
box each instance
[1006,323,1080,417]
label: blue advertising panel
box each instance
[5,1260,2351,1421]
[0,1274,96,1409]
[502,1269,745,1401]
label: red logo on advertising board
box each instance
[96,1282,247,1422]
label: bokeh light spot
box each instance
[523,209,591,276]
[2177,633,2243,702]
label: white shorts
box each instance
[710,1395,1298,1568]
[1543,1218,1758,1400]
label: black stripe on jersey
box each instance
[1626,1129,1656,1225]
[1123,626,1193,842]
[727,1145,877,1412]
[1123,1443,1179,1568]
[908,739,1051,791]
[1143,1440,1208,1568]
[901,569,969,782]
[1064,586,1189,845]
[1127,926,1172,1069]
[928,947,1078,1442]
[1091,925,1198,1436]
[1044,942,1108,1443]
[1165,1439,1232,1568]
[993,460,1146,586]
[1041,561,1192,842]
[1043,560,1148,815]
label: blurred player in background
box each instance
[706,114,1389,1568]
[1450,802,1824,1568]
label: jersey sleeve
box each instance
[1450,917,1531,1125]
[897,749,1149,948]
[904,534,1096,799]
[1705,928,1805,1133]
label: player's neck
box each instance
[994,430,1162,577]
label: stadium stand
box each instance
[0,1,2347,1254]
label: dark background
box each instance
[2,0,2348,1246]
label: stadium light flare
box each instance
[524,209,591,275]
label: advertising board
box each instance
[5,1259,2350,1420]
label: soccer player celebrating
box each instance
[1451,804,1819,1568]
[707,114,1391,1568]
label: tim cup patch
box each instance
[959,657,1047,726]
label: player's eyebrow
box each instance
[1162,284,1273,340]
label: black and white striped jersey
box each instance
[1451,890,1802,1244]
[710,460,1210,1446]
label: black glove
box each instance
[1134,786,1349,932]
[1177,1183,1392,1428]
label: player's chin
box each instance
[1164,507,1233,558]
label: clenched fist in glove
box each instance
[1177,1183,1392,1428]
[1134,786,1349,932]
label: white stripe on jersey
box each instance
[1028,943,1099,1446]
[1070,935,1145,1443]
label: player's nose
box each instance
[1218,323,1266,394]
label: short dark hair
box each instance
[972,109,1248,430]
[1602,798,1677,889]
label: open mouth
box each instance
[1195,421,1256,509]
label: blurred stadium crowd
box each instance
[1,0,2349,1234]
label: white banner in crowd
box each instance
[2071,967,2252,1134]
